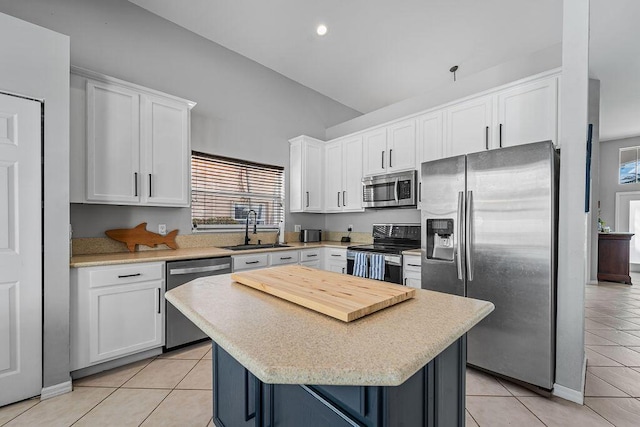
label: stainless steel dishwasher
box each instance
[165,257,232,350]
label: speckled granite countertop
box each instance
[70,241,351,268]
[165,273,494,386]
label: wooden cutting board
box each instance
[231,265,415,322]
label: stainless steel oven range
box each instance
[347,224,420,284]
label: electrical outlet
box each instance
[348,224,353,232]
[294,224,301,232]
[158,224,167,236]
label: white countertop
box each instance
[165,272,494,386]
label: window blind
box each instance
[191,152,284,231]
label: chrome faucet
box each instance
[244,209,257,245]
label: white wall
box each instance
[0,0,360,238]
[599,136,640,229]
[0,12,70,389]
[589,79,601,284]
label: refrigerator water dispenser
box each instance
[426,218,455,261]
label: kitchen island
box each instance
[166,272,493,427]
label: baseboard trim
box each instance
[71,347,162,380]
[588,279,599,285]
[40,380,72,401]
[552,355,586,405]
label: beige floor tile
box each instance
[74,388,169,427]
[584,372,629,397]
[496,378,539,397]
[5,387,114,427]
[465,409,479,427]
[588,367,640,397]
[207,417,213,427]
[588,345,640,366]
[624,308,640,316]
[585,397,640,427]
[588,330,640,346]
[589,317,640,330]
[585,331,618,346]
[158,341,211,360]
[73,358,154,388]
[202,347,212,360]
[176,360,212,390]
[0,398,39,425]
[466,368,511,396]
[623,329,640,338]
[585,319,615,330]
[586,347,623,367]
[518,396,612,426]
[123,359,198,389]
[466,396,544,426]
[141,390,212,426]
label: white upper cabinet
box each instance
[86,81,141,204]
[444,96,494,157]
[363,119,416,176]
[386,119,416,172]
[496,77,558,148]
[416,110,443,209]
[141,95,190,206]
[324,135,364,213]
[362,128,387,176]
[289,136,324,213]
[71,67,195,207]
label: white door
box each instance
[324,141,343,212]
[86,80,140,204]
[141,95,190,206]
[387,119,416,172]
[497,77,558,148]
[362,128,387,176]
[342,136,364,212]
[0,93,42,406]
[445,96,493,157]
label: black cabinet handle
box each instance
[381,151,385,169]
[499,123,503,148]
[280,257,292,260]
[343,191,346,207]
[404,278,407,286]
[485,126,489,150]
[148,174,152,197]
[408,264,421,267]
[389,149,393,168]
[419,182,422,203]
[306,254,318,258]
[337,192,340,207]
[134,172,138,197]
[156,288,161,314]
[118,273,141,278]
[331,254,341,257]
[245,260,260,265]
[306,191,309,208]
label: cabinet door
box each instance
[304,142,323,212]
[214,344,257,427]
[416,111,444,209]
[342,136,364,212]
[141,95,190,206]
[362,128,387,176]
[497,77,558,148]
[86,80,140,204]
[387,119,416,172]
[445,96,493,157]
[324,141,343,212]
[89,281,163,364]
[289,141,303,212]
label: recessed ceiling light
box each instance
[316,24,328,36]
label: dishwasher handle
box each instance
[169,264,231,275]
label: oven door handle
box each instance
[394,178,399,203]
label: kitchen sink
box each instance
[223,244,291,251]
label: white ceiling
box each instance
[129,0,639,141]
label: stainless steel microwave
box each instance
[362,170,417,209]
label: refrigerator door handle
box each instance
[456,191,464,281]
[394,178,399,203]
[466,190,474,282]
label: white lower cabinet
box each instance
[324,248,347,274]
[71,262,165,371]
[269,250,300,266]
[299,249,322,268]
[403,255,422,289]
[232,253,269,271]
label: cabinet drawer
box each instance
[403,255,422,273]
[300,249,321,262]
[269,250,300,266]
[325,248,346,260]
[88,262,164,288]
[233,254,269,271]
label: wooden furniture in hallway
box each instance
[598,232,634,284]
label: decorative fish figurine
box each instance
[105,222,179,253]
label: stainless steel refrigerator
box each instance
[421,141,559,391]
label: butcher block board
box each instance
[231,265,415,322]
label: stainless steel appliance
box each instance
[421,141,559,392]
[362,170,417,209]
[165,257,232,350]
[300,229,322,243]
[347,224,420,284]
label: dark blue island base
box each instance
[212,336,466,427]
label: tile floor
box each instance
[3,275,640,426]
